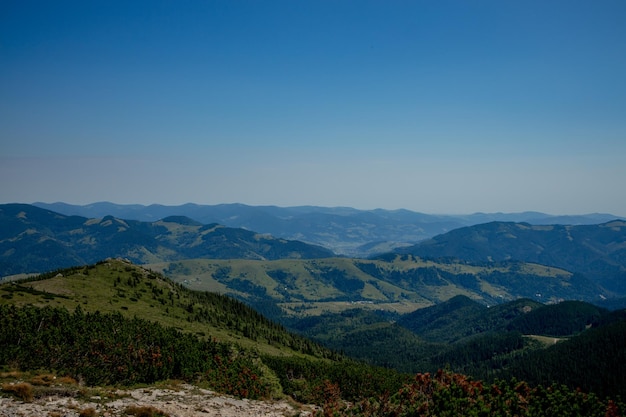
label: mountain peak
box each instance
[159,215,203,226]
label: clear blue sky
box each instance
[2,1,625,215]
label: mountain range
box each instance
[32,201,624,256]
[0,203,333,277]
[2,202,626,407]
[397,220,626,295]
[3,203,625,304]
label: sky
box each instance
[1,1,625,216]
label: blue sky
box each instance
[2,1,625,215]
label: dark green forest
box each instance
[0,304,273,398]
[1,303,625,416]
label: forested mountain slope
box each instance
[0,204,334,276]
[502,312,626,399]
[2,260,626,411]
[398,220,626,295]
[396,295,545,343]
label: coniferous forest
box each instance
[1,260,625,416]
[1,303,625,416]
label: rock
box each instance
[0,384,317,417]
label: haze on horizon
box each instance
[1,1,625,217]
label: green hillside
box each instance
[397,296,544,343]
[144,253,624,390]
[148,255,598,321]
[1,260,625,414]
[400,220,626,295]
[396,295,487,343]
[0,259,332,358]
[502,314,626,399]
[391,296,626,397]
[506,300,607,336]
[0,260,421,405]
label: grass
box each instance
[0,370,79,401]
[1,382,34,402]
[145,256,577,318]
[0,256,580,358]
[79,408,98,417]
[280,300,426,316]
[518,263,573,278]
[525,334,568,347]
[0,260,289,356]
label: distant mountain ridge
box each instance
[0,204,334,276]
[32,202,624,256]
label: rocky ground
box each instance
[0,383,317,417]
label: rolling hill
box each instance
[3,204,608,316]
[33,201,624,256]
[391,295,625,399]
[2,203,626,410]
[0,203,334,277]
[398,220,626,296]
[0,258,335,358]
[396,295,606,344]
[147,254,603,321]
[2,259,626,406]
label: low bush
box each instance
[1,382,34,402]
[124,405,170,417]
[78,408,98,417]
[30,373,56,386]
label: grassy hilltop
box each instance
[0,258,332,357]
[148,254,595,319]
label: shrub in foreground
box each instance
[1,382,34,402]
[316,370,625,417]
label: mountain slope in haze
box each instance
[33,201,624,256]
[33,202,465,256]
[398,221,626,296]
[0,204,334,276]
[2,204,605,308]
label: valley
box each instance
[1,203,626,415]
[146,256,589,319]
[5,1,626,414]
[2,258,625,415]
